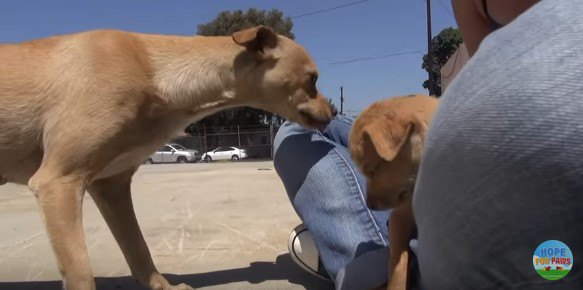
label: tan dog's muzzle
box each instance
[297,98,337,129]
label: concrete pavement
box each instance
[0,161,333,290]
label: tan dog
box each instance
[0,26,335,290]
[349,95,438,290]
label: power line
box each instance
[328,50,423,65]
[291,0,372,19]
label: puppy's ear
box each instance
[363,120,413,161]
[232,26,278,57]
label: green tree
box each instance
[197,9,294,39]
[187,9,294,133]
[422,27,463,97]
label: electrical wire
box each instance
[291,0,372,19]
[328,50,423,65]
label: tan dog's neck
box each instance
[143,35,243,116]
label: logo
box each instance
[533,240,573,280]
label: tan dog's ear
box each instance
[232,26,278,56]
[363,120,413,161]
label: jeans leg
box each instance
[274,117,390,289]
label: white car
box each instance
[202,146,247,162]
[145,143,200,164]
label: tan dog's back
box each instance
[0,30,153,183]
[0,26,336,290]
[0,38,60,182]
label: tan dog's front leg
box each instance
[387,201,415,290]
[29,170,95,290]
[88,169,194,290]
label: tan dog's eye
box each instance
[307,73,319,99]
[311,73,318,84]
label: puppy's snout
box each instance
[366,195,383,211]
[366,199,378,210]
[398,191,407,202]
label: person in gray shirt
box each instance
[415,0,582,288]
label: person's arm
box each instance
[451,0,492,57]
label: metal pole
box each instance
[237,125,241,148]
[340,86,344,115]
[270,124,274,160]
[426,0,433,95]
[203,124,207,153]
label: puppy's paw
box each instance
[152,283,195,290]
[168,283,195,290]
[368,283,387,290]
[387,275,407,290]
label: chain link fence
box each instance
[172,124,280,160]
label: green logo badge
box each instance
[533,240,573,280]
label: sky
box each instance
[0,0,458,114]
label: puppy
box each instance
[349,95,438,290]
[0,26,335,290]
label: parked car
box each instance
[144,143,200,164]
[202,146,247,162]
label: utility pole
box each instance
[202,124,207,154]
[237,125,241,148]
[269,124,274,160]
[426,0,433,95]
[340,86,344,115]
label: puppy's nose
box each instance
[331,106,338,117]
[398,191,407,203]
[366,199,377,210]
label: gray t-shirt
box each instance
[414,0,583,289]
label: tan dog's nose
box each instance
[297,98,336,129]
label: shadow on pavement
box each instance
[0,254,333,290]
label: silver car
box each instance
[144,143,200,164]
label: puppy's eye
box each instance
[364,164,379,177]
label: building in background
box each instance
[440,43,470,93]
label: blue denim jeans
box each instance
[274,116,391,289]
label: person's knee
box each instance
[274,122,307,169]
[272,122,335,186]
[321,116,353,147]
[274,121,316,154]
